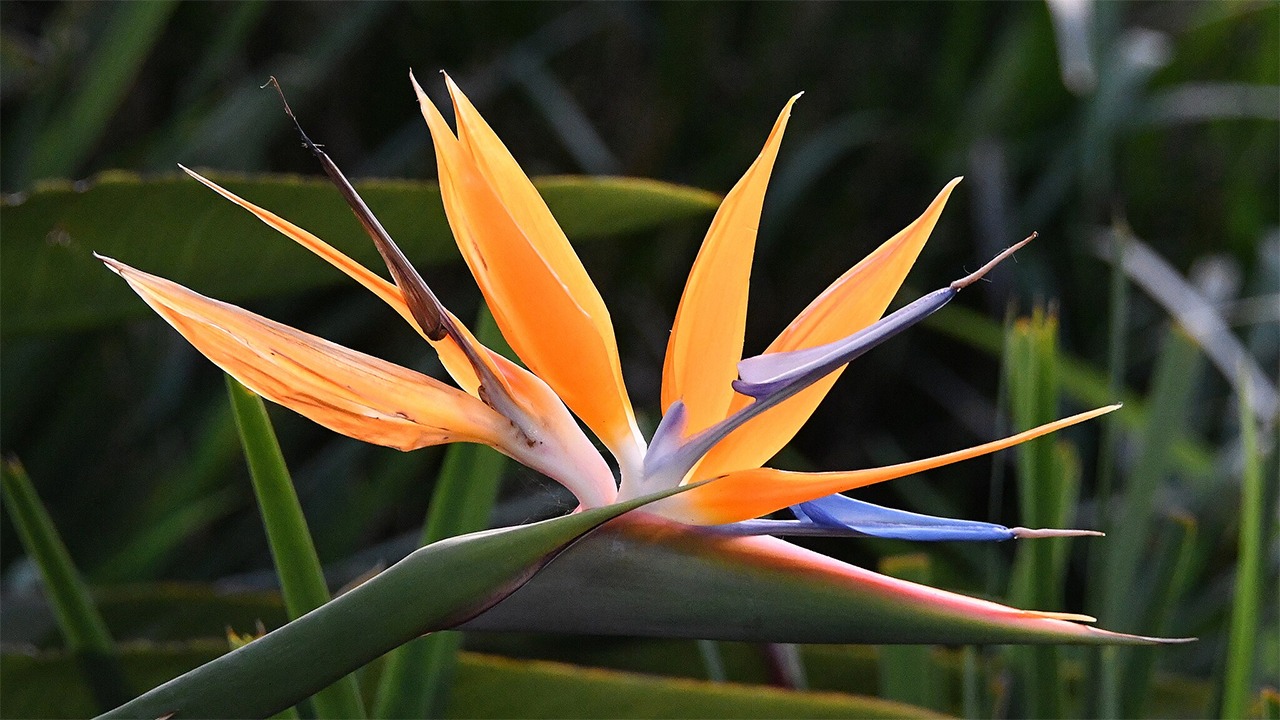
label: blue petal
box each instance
[791,493,1017,541]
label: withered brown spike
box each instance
[264,77,449,342]
[951,231,1038,290]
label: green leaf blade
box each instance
[0,172,718,337]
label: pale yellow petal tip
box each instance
[1022,610,1098,623]
[409,69,428,99]
[177,164,203,183]
[443,71,462,94]
[94,252,125,275]
[1011,527,1105,539]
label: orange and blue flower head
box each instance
[100,74,1178,645]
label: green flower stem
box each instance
[225,376,366,719]
[97,488,685,719]
[1220,378,1264,720]
[1,458,129,711]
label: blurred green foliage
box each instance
[1,1,1276,718]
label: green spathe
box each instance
[464,515,1189,646]
[98,488,688,720]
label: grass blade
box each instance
[0,457,128,711]
[1220,376,1265,720]
[24,1,178,183]
[373,309,509,719]
[225,376,366,719]
[1120,513,1199,718]
[1099,327,1203,714]
[877,554,943,712]
[1004,308,1068,719]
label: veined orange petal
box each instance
[100,256,507,452]
[661,95,801,436]
[653,404,1119,525]
[416,74,644,472]
[692,178,962,479]
[179,166,483,397]
[181,168,617,506]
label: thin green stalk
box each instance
[226,377,366,719]
[697,640,729,683]
[1221,377,1264,720]
[1089,223,1129,719]
[1,457,129,711]
[961,645,982,720]
[372,309,509,719]
[878,554,942,712]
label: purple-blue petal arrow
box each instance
[792,493,1017,541]
[706,492,1103,541]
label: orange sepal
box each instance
[179,167,483,397]
[655,404,1119,525]
[416,74,643,467]
[661,94,801,436]
[692,179,962,479]
[100,256,507,452]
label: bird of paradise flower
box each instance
[98,73,1184,650]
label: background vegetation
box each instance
[2,2,1276,718]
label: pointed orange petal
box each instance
[661,95,800,435]
[100,256,507,452]
[654,404,1119,525]
[416,74,644,470]
[693,179,962,479]
[180,167,484,397]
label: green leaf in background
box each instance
[0,458,128,712]
[3,645,947,720]
[226,376,366,719]
[1096,327,1204,717]
[0,172,719,337]
[923,304,1216,478]
[447,653,942,720]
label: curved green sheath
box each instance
[97,492,681,720]
[463,514,1188,646]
